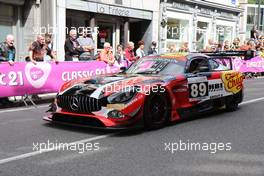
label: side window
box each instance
[188,58,209,73]
[209,59,229,71]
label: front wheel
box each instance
[143,92,171,130]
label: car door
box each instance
[186,57,213,102]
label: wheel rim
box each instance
[148,94,167,123]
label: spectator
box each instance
[231,37,241,50]
[0,34,15,65]
[248,40,256,50]
[98,42,115,66]
[148,41,158,55]
[250,25,259,40]
[136,40,145,58]
[223,40,231,51]
[216,43,223,52]
[179,42,189,52]
[240,40,250,51]
[168,44,177,53]
[29,35,56,64]
[115,44,125,65]
[44,33,58,63]
[0,34,16,105]
[124,41,137,63]
[64,29,84,61]
[77,29,95,61]
[204,39,216,52]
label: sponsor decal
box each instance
[208,83,223,92]
[221,71,243,94]
[106,104,125,110]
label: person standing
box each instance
[77,29,95,61]
[0,34,15,65]
[179,42,189,52]
[98,42,115,66]
[115,44,125,65]
[29,35,56,64]
[124,42,137,63]
[0,34,16,105]
[136,40,145,58]
[147,41,158,55]
[44,33,58,63]
[64,29,85,61]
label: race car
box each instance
[43,51,245,129]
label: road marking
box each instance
[240,97,264,106]
[0,134,115,165]
[0,104,48,114]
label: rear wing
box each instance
[200,50,255,60]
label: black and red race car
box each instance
[44,51,247,129]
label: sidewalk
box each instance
[0,93,56,109]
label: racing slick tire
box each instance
[225,91,243,112]
[143,91,171,130]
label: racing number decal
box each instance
[189,82,208,98]
[187,76,209,101]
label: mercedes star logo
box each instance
[70,97,79,111]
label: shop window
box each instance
[196,21,208,51]
[166,18,189,51]
[97,22,114,49]
[216,25,233,44]
[247,7,256,25]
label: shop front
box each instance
[54,0,158,58]
[160,0,241,52]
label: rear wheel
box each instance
[143,92,171,130]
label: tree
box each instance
[248,0,264,4]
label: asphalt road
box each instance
[0,78,264,176]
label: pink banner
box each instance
[0,61,124,98]
[232,56,264,73]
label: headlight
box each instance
[107,87,137,103]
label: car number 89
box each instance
[189,82,208,98]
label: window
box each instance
[188,58,209,73]
[209,59,229,71]
[166,18,189,51]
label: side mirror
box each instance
[199,66,209,72]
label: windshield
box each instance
[125,58,185,75]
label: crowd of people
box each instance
[64,29,158,66]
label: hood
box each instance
[59,73,181,98]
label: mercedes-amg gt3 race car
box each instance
[44,52,246,129]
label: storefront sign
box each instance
[97,4,129,17]
[0,61,125,98]
[198,7,213,16]
[66,0,152,20]
[171,2,191,11]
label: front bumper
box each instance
[43,109,143,129]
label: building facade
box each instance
[0,0,42,60]
[246,3,264,38]
[39,0,160,60]
[159,0,243,52]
